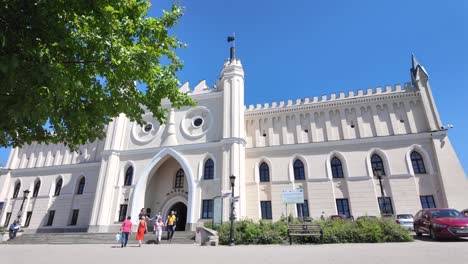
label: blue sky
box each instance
[1,0,467,174]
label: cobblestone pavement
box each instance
[1,238,467,264]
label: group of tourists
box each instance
[119,209,177,248]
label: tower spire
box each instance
[227,33,236,62]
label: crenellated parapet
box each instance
[245,83,415,114]
[244,82,428,148]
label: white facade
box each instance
[0,54,467,232]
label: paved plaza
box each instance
[1,238,467,264]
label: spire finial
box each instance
[227,33,236,62]
[411,52,419,71]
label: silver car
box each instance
[395,214,414,230]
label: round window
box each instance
[144,123,153,132]
[193,118,204,127]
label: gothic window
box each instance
[12,181,21,198]
[70,209,79,226]
[411,151,426,174]
[293,159,305,180]
[331,157,344,178]
[54,178,63,196]
[204,159,214,180]
[420,195,436,209]
[296,200,309,218]
[336,199,351,218]
[33,180,41,198]
[124,166,133,186]
[118,204,128,222]
[175,169,184,189]
[371,154,386,176]
[259,162,270,182]
[77,177,85,195]
[201,199,214,219]
[260,201,272,219]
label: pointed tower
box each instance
[217,35,246,219]
[410,53,443,131]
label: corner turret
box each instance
[410,53,443,131]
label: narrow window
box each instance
[378,197,393,215]
[33,180,41,198]
[411,151,426,174]
[331,157,344,178]
[118,204,128,222]
[259,162,270,182]
[54,178,63,196]
[201,199,214,219]
[3,212,12,227]
[420,195,436,209]
[296,200,309,218]
[46,210,55,226]
[260,201,272,219]
[25,211,33,227]
[175,169,184,189]
[336,199,351,217]
[203,159,214,180]
[371,154,386,176]
[293,159,305,180]
[13,181,21,198]
[124,166,133,186]
[77,177,85,195]
[70,209,79,226]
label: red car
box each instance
[414,208,468,240]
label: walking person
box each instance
[120,216,133,248]
[166,211,177,243]
[136,216,148,247]
[153,217,165,244]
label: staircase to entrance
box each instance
[5,231,195,244]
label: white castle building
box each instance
[0,49,467,232]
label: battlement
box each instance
[245,82,417,112]
[178,80,213,95]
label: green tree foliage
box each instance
[0,0,194,149]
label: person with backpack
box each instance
[9,220,20,240]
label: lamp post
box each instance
[375,169,386,216]
[229,174,236,246]
[17,190,30,224]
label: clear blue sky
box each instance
[1,0,467,175]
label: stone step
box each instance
[7,231,195,245]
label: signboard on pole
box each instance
[282,189,304,204]
[213,197,223,226]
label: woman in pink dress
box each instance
[135,216,147,247]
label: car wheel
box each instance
[429,228,439,241]
[415,227,422,237]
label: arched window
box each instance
[371,154,386,176]
[331,157,344,178]
[259,162,270,182]
[33,180,41,198]
[54,178,63,196]
[203,159,214,180]
[175,169,184,189]
[13,181,21,198]
[411,151,426,174]
[124,166,133,186]
[77,177,85,195]
[293,159,305,180]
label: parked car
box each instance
[329,214,347,220]
[394,214,414,230]
[413,208,468,240]
[461,209,468,217]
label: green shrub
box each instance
[215,217,412,245]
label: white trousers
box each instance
[154,229,162,242]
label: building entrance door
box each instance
[168,202,187,231]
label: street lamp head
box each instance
[23,189,30,198]
[374,168,382,179]
[229,175,236,188]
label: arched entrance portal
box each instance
[168,202,187,231]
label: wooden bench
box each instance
[288,223,323,245]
